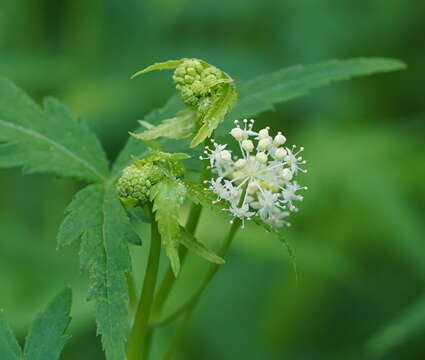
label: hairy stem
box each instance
[127,206,161,360]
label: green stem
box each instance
[158,220,241,360]
[127,206,162,360]
[154,219,241,327]
[151,203,202,318]
[151,158,210,320]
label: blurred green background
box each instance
[1,1,424,359]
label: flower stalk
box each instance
[127,205,162,360]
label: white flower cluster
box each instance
[201,119,307,228]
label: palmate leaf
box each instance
[0,288,72,360]
[150,179,186,276]
[57,184,136,360]
[215,57,406,136]
[23,287,72,360]
[190,82,238,147]
[0,79,137,359]
[0,78,109,182]
[233,57,406,119]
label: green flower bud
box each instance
[117,162,165,206]
[173,58,226,108]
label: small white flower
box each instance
[284,145,307,174]
[273,132,286,146]
[281,168,293,182]
[203,119,308,227]
[242,139,254,153]
[281,182,307,211]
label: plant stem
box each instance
[159,219,241,359]
[151,203,202,318]
[151,157,210,320]
[127,206,162,360]
[154,219,240,327]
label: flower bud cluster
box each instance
[173,59,225,107]
[117,162,165,205]
[201,119,307,228]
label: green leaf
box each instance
[191,83,238,147]
[227,57,406,125]
[131,60,185,79]
[23,287,72,360]
[0,310,22,360]
[141,151,190,163]
[132,108,196,141]
[179,226,224,264]
[57,184,135,360]
[111,95,183,179]
[366,294,425,357]
[150,179,186,276]
[0,78,109,182]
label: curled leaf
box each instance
[131,60,185,78]
[190,83,238,147]
[131,108,197,141]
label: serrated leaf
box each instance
[191,83,238,147]
[132,108,196,141]
[131,60,184,79]
[23,287,72,360]
[0,310,22,360]
[111,95,184,179]
[150,179,186,276]
[0,79,109,182]
[179,226,224,264]
[229,58,406,122]
[57,184,135,360]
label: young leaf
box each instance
[131,60,185,79]
[111,95,183,179]
[23,287,72,360]
[0,310,22,360]
[132,108,196,141]
[179,226,225,265]
[150,179,186,276]
[0,79,109,182]
[57,184,135,360]
[190,83,238,147]
[213,58,407,137]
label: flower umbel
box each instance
[202,119,307,227]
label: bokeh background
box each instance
[1,1,424,359]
